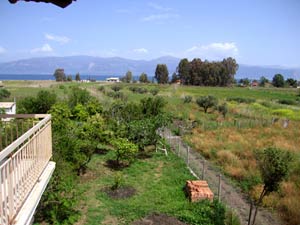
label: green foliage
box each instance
[48,103,72,130]
[178,57,238,86]
[256,147,293,194]
[139,72,149,83]
[53,68,66,82]
[75,73,81,81]
[66,75,72,81]
[155,64,169,84]
[259,76,269,87]
[150,88,159,96]
[285,78,297,87]
[272,74,285,87]
[68,86,91,108]
[121,70,133,83]
[98,86,105,92]
[171,72,179,83]
[239,78,250,86]
[111,85,122,92]
[217,103,228,118]
[111,138,138,165]
[227,97,255,104]
[278,99,297,105]
[196,95,218,113]
[129,86,148,94]
[225,210,241,225]
[72,104,89,121]
[140,96,166,116]
[183,95,192,103]
[111,172,124,190]
[178,200,225,225]
[18,90,56,113]
[0,88,11,99]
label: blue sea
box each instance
[0,74,118,81]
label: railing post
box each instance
[8,160,14,223]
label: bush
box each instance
[196,95,218,113]
[278,99,297,105]
[111,85,122,92]
[0,88,11,100]
[217,103,228,118]
[227,97,255,104]
[150,88,159,96]
[98,86,105,92]
[183,95,192,103]
[112,138,138,166]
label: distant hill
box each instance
[0,56,299,80]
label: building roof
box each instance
[0,102,15,109]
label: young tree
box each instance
[67,75,72,82]
[155,64,169,84]
[259,76,269,87]
[53,68,66,82]
[217,103,228,118]
[272,74,284,87]
[177,58,190,85]
[112,138,138,166]
[250,147,293,225]
[75,73,81,81]
[196,95,218,113]
[139,72,149,83]
[121,70,133,83]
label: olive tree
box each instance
[196,95,218,113]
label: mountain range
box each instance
[0,56,299,80]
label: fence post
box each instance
[187,146,190,166]
[218,174,222,202]
[248,200,254,225]
[177,137,180,156]
[202,160,205,180]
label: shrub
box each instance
[183,95,192,103]
[227,97,255,104]
[111,138,138,166]
[98,86,105,92]
[150,88,159,96]
[0,88,11,100]
[217,103,228,118]
[196,95,218,113]
[111,85,122,92]
[278,99,297,105]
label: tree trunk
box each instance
[251,186,267,225]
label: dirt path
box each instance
[161,129,283,225]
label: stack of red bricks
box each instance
[185,180,214,202]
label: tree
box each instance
[139,72,149,83]
[0,88,11,100]
[75,73,81,81]
[67,75,72,82]
[272,74,284,87]
[121,70,133,83]
[259,76,269,87]
[196,95,218,113]
[239,78,250,86]
[155,64,169,84]
[171,72,179,83]
[217,103,228,118]
[112,138,138,166]
[68,87,91,108]
[53,68,66,82]
[250,147,293,225]
[177,58,190,85]
[285,78,297,87]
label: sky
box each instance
[0,0,299,67]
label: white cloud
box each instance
[31,43,53,53]
[0,46,6,54]
[142,13,179,22]
[148,2,171,11]
[133,48,148,54]
[185,42,239,60]
[45,33,70,44]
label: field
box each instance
[2,80,300,224]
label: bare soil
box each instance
[132,213,188,225]
[104,186,136,199]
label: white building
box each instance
[0,102,16,121]
[106,77,120,82]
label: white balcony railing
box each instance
[0,114,54,225]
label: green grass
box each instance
[77,150,223,225]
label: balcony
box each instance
[0,114,55,225]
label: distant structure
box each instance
[0,81,3,88]
[106,77,120,83]
[0,100,16,121]
[8,0,75,8]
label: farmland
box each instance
[2,80,300,225]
